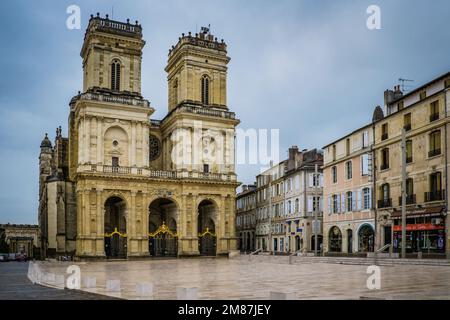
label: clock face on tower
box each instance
[149,134,161,162]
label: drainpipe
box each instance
[445,88,449,259]
[372,122,378,251]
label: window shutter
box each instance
[368,187,372,210]
[363,131,369,147]
[319,197,323,212]
[328,196,331,215]
[307,196,313,213]
[361,154,369,175]
[319,174,323,187]
[309,174,314,187]
[341,193,345,213]
[356,190,361,210]
[352,191,357,211]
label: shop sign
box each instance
[393,223,445,232]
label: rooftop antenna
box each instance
[398,78,414,93]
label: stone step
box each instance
[243,254,450,266]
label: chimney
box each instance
[384,85,404,106]
[288,146,299,161]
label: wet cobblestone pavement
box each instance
[31,256,450,300]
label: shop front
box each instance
[391,206,446,254]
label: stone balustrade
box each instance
[76,164,237,182]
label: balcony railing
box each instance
[103,165,131,174]
[428,148,441,158]
[425,190,445,202]
[378,198,392,209]
[398,194,416,205]
[149,170,177,179]
[72,91,150,108]
[175,105,236,119]
[381,133,388,141]
[85,164,235,182]
[430,113,439,122]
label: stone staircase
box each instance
[242,253,450,266]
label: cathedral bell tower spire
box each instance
[165,27,230,112]
[80,13,145,96]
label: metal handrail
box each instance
[376,243,391,253]
[250,248,262,255]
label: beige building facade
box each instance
[254,147,323,254]
[323,125,375,255]
[375,74,450,257]
[39,16,239,260]
[0,224,39,258]
[323,71,450,258]
[236,184,257,252]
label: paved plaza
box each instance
[0,262,119,300]
[27,256,450,300]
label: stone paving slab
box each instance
[0,262,120,300]
[32,257,450,300]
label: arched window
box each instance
[328,226,342,252]
[201,75,209,105]
[111,60,121,91]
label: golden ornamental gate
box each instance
[104,227,127,258]
[148,222,178,257]
[198,227,216,256]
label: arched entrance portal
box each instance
[358,225,375,252]
[198,200,217,256]
[328,226,342,252]
[295,235,301,252]
[148,198,178,257]
[104,196,127,258]
[347,229,353,253]
[311,235,323,252]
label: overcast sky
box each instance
[0,0,449,224]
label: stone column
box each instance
[76,189,83,254]
[141,192,149,255]
[96,190,104,256]
[85,116,91,164]
[131,121,137,167]
[78,119,84,164]
[96,117,103,164]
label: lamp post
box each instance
[401,128,407,259]
[314,164,319,256]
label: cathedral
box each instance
[38,14,239,260]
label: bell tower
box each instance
[81,13,145,96]
[165,27,229,111]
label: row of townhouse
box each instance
[323,71,450,258]
[236,147,324,254]
[236,184,257,252]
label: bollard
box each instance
[177,287,198,300]
[106,279,121,292]
[136,283,154,298]
[83,276,97,289]
[270,291,296,300]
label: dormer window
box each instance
[201,75,210,105]
[111,60,121,91]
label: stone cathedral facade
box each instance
[38,14,239,260]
